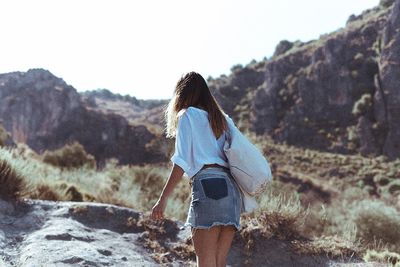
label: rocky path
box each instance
[0,199,170,266]
[0,199,386,267]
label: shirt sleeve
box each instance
[170,111,192,174]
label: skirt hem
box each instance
[183,221,240,231]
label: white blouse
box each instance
[170,106,232,179]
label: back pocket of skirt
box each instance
[200,178,228,200]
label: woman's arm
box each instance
[152,110,191,220]
[159,163,184,202]
[151,163,184,220]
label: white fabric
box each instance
[170,106,230,179]
[223,117,273,214]
[223,118,273,196]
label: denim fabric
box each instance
[184,166,242,231]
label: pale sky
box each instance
[0,0,379,100]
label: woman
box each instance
[151,71,243,267]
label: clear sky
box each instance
[0,0,380,100]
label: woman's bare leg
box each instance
[191,226,222,267]
[216,225,236,267]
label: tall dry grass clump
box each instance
[363,249,400,266]
[0,153,27,201]
[351,199,400,252]
[256,188,309,240]
[240,181,310,245]
[28,184,61,201]
[42,141,96,169]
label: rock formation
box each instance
[376,0,400,159]
[209,0,400,160]
[0,69,165,166]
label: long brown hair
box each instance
[164,71,228,139]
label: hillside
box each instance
[207,0,400,160]
[0,1,399,164]
[1,134,399,266]
[0,70,169,166]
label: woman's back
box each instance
[170,106,230,179]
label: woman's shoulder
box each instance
[176,108,198,127]
[177,108,188,118]
[177,106,207,118]
[177,107,233,125]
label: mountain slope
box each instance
[0,69,166,166]
[209,0,400,160]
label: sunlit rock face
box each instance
[377,0,400,159]
[209,1,400,160]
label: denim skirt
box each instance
[184,166,243,231]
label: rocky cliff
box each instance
[209,0,400,160]
[0,69,166,166]
[378,0,400,159]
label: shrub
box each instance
[65,185,83,201]
[0,123,11,147]
[28,184,61,201]
[11,143,40,160]
[273,40,294,57]
[351,200,400,250]
[380,0,395,8]
[42,141,96,169]
[0,156,27,201]
[388,180,400,195]
[132,166,166,199]
[83,193,96,202]
[373,173,390,186]
[249,183,310,240]
[95,187,133,208]
[347,126,357,141]
[363,249,400,265]
[352,94,372,116]
[230,64,243,73]
[353,52,364,61]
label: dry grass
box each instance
[0,144,191,220]
[0,150,27,201]
[123,213,196,265]
[253,185,309,240]
[1,134,400,261]
[28,184,61,201]
[291,235,360,260]
[363,249,400,266]
[351,200,400,251]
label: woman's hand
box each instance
[150,164,184,220]
[151,199,167,220]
